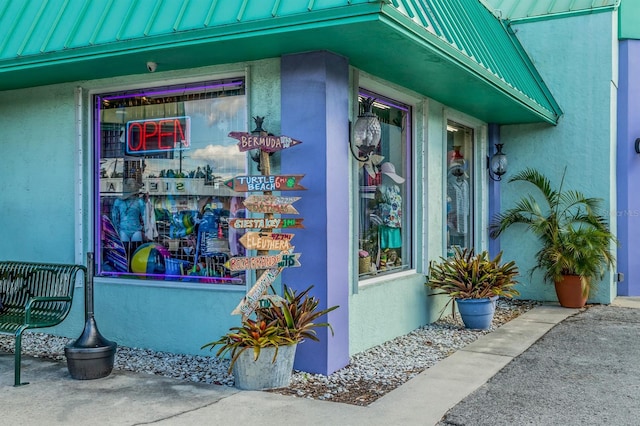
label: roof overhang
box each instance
[0,2,560,125]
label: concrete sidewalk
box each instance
[3,300,637,426]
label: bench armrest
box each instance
[24,296,73,323]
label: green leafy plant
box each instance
[489,168,617,296]
[255,284,337,342]
[202,284,338,372]
[426,247,520,300]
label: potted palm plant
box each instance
[202,284,338,390]
[489,168,617,308]
[425,247,520,329]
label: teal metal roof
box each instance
[0,0,561,124]
[482,0,619,21]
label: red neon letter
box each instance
[174,119,188,148]
[157,120,174,150]
[128,122,143,152]
[143,121,159,152]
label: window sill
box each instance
[94,275,246,292]
[358,268,419,289]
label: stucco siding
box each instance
[498,12,618,303]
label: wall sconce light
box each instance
[635,138,640,154]
[488,143,507,181]
[350,97,381,162]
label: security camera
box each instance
[146,61,157,73]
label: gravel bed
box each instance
[0,298,539,406]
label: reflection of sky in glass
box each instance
[101,96,248,180]
[183,97,247,178]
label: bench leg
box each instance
[14,331,28,386]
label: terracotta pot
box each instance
[554,275,588,308]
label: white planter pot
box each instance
[232,344,297,390]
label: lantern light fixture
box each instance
[488,143,507,181]
[350,97,381,162]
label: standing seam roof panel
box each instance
[0,0,561,123]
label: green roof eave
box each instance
[0,1,561,125]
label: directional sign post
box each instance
[239,232,294,251]
[229,121,305,318]
[243,195,300,214]
[224,175,306,192]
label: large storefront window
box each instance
[356,91,412,279]
[446,120,474,255]
[96,78,247,284]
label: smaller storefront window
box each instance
[96,78,247,284]
[356,91,412,279]
[446,121,474,255]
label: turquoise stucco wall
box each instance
[0,84,78,263]
[497,12,618,304]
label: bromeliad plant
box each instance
[202,284,338,372]
[426,247,520,300]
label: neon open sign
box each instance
[126,116,191,154]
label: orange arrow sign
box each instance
[239,232,294,251]
[243,195,300,214]
[225,253,301,271]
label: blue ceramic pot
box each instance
[456,297,497,330]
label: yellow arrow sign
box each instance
[239,232,294,251]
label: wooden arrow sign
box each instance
[225,253,301,271]
[243,195,300,214]
[228,218,304,229]
[228,132,303,153]
[224,175,306,192]
[232,262,284,317]
[239,232,294,251]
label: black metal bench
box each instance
[0,261,85,386]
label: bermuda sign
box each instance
[228,131,302,153]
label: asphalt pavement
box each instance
[1,297,638,426]
[437,297,640,426]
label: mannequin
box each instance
[111,178,145,243]
[375,162,405,253]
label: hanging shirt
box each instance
[378,184,402,228]
[448,178,469,234]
